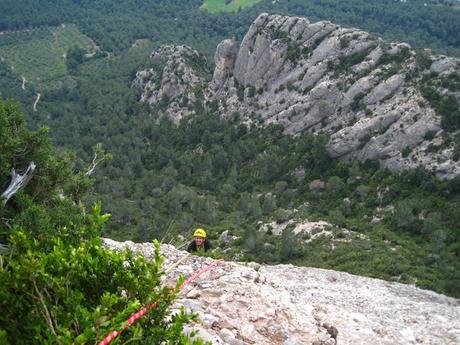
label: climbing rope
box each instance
[97,257,224,345]
[162,252,191,274]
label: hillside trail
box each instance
[33,92,40,111]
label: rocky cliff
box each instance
[132,45,209,123]
[134,14,460,178]
[103,238,460,345]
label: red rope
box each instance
[97,258,224,345]
[180,258,224,290]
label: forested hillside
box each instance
[1,0,459,56]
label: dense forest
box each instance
[0,0,459,304]
[91,110,460,297]
[0,0,459,56]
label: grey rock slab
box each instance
[103,239,460,345]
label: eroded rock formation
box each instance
[132,45,208,123]
[134,14,460,178]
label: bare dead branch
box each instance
[0,243,9,255]
[33,280,62,345]
[1,161,36,206]
[85,144,111,177]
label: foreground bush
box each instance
[0,100,207,344]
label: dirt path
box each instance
[33,93,41,111]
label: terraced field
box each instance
[0,24,99,90]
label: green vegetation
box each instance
[331,49,371,77]
[0,39,456,299]
[0,25,98,90]
[0,0,242,55]
[22,54,455,297]
[106,115,459,297]
[260,0,460,57]
[0,100,207,344]
[421,77,460,132]
[201,0,262,13]
[0,59,35,111]
[0,0,459,57]
[28,41,157,153]
[378,47,411,66]
[0,0,459,313]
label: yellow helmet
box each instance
[193,228,206,238]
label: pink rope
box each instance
[180,259,224,290]
[97,258,224,345]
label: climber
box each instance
[187,228,213,253]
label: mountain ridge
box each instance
[134,13,460,179]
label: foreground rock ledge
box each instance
[103,238,460,345]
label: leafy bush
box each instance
[332,49,370,76]
[286,46,300,62]
[351,92,366,111]
[358,133,372,149]
[401,146,412,157]
[1,219,206,344]
[0,100,207,344]
[424,130,436,140]
[378,47,410,66]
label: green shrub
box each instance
[247,85,256,98]
[287,46,300,62]
[440,73,460,92]
[378,47,410,66]
[421,85,460,132]
[272,29,289,42]
[0,100,207,344]
[273,208,291,223]
[237,85,244,101]
[424,130,437,140]
[415,49,432,70]
[359,133,372,149]
[1,225,206,344]
[333,49,370,76]
[339,36,350,49]
[401,146,412,157]
[351,92,366,111]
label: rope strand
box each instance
[97,258,224,345]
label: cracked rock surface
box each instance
[103,238,460,345]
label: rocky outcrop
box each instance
[258,219,368,246]
[211,39,238,91]
[134,14,460,178]
[208,13,460,178]
[103,238,460,345]
[132,45,209,123]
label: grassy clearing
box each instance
[200,0,261,13]
[0,24,99,89]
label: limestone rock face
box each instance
[134,14,460,178]
[132,45,208,123]
[211,39,238,90]
[207,13,460,179]
[103,238,460,345]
